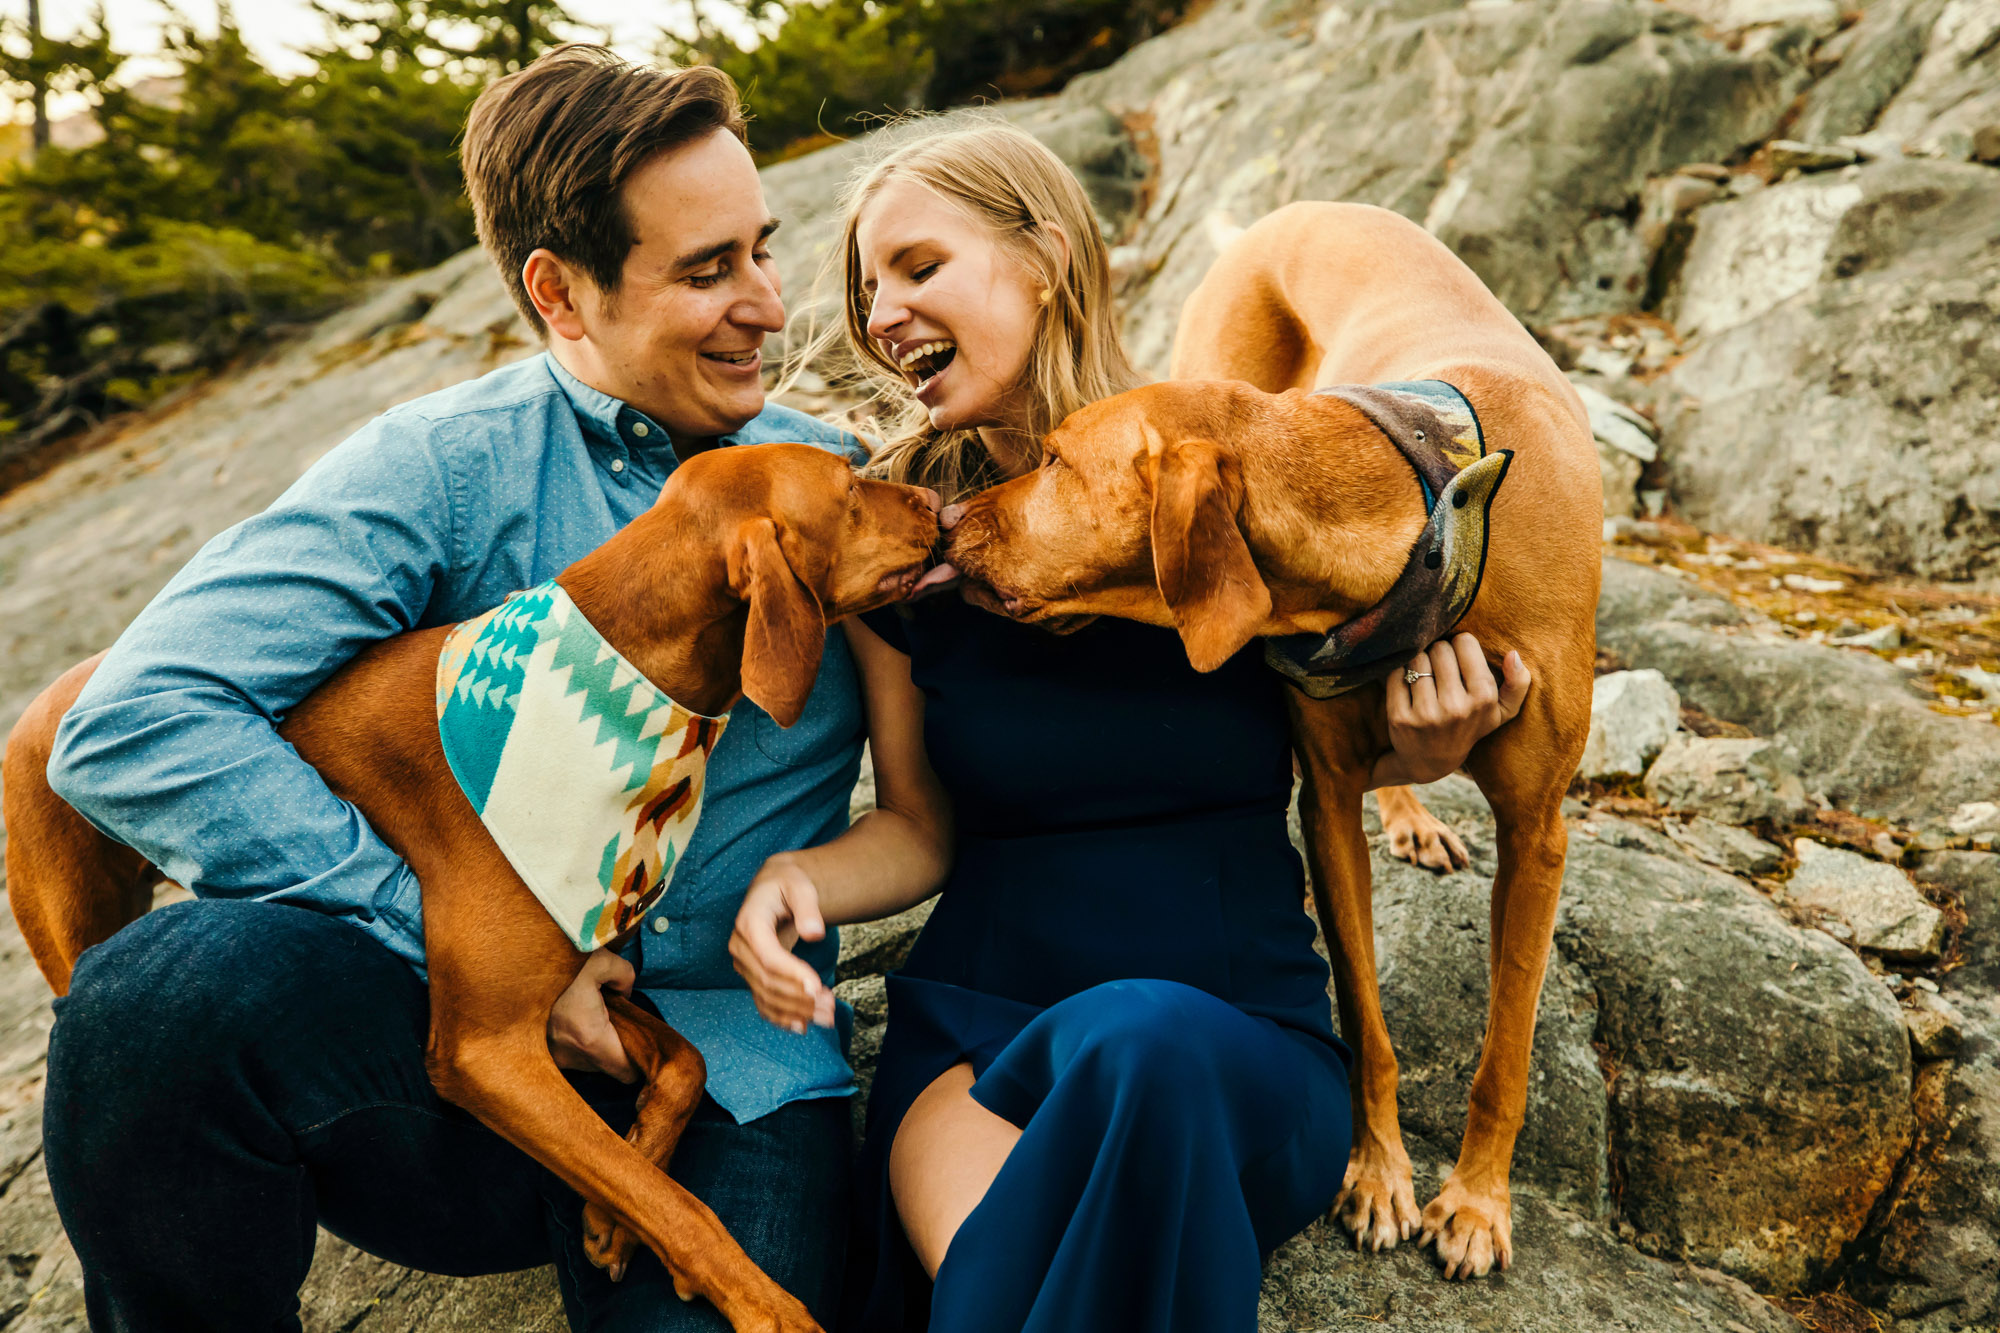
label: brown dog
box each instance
[942,202,1601,1279]
[3,442,939,1331]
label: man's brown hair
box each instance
[463,45,747,336]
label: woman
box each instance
[730,118,1526,1333]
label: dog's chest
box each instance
[434,582,726,951]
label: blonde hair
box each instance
[788,114,1142,501]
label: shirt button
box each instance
[610,458,625,473]
[632,421,651,438]
[651,916,670,934]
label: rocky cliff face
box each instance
[0,0,1996,1329]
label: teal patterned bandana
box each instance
[435,582,728,951]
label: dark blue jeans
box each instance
[42,899,849,1332]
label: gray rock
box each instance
[1598,558,2000,822]
[1913,850,2000,990]
[1068,0,1808,372]
[1665,0,1844,33]
[1641,733,1809,825]
[1369,851,1611,1216]
[1766,138,1862,172]
[1794,0,1949,142]
[1663,816,1785,875]
[1855,845,2000,1328]
[1904,988,1965,1059]
[1872,0,2000,160]
[1830,623,1902,651]
[1788,838,1945,962]
[1580,669,1682,780]
[835,899,936,983]
[1666,166,1869,339]
[1256,1199,1797,1332]
[1657,159,2000,582]
[1855,989,2000,1331]
[1351,792,1912,1294]
[1949,801,2000,838]
[1576,381,1660,520]
[1575,381,1660,463]
[1557,839,1913,1291]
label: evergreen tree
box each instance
[0,0,582,467]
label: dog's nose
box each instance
[940,502,966,531]
[916,487,942,517]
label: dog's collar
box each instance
[1263,380,1513,699]
[435,581,728,951]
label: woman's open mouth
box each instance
[897,340,958,396]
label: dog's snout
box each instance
[916,487,942,517]
[939,502,966,531]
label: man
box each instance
[43,47,861,1332]
[39,43,1516,1333]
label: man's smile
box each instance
[702,347,763,376]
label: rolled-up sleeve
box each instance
[46,412,456,970]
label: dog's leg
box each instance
[1375,784,1470,873]
[1423,689,1578,1279]
[419,863,821,1333]
[1288,690,1421,1252]
[3,656,156,996]
[580,994,709,1282]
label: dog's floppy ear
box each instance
[1150,438,1272,673]
[727,517,824,727]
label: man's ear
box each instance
[523,248,587,342]
[727,517,825,727]
[1150,438,1272,673]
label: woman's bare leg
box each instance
[889,1062,1023,1276]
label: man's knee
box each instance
[53,899,418,1091]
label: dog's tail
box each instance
[3,655,157,996]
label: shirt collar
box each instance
[542,353,681,460]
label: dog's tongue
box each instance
[911,563,961,599]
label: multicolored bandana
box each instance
[435,581,727,951]
[1264,380,1514,699]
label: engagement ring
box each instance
[1404,667,1433,685]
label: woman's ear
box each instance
[1038,219,1072,282]
[523,248,587,342]
[727,518,826,727]
[1150,438,1272,673]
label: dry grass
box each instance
[1773,1287,1887,1333]
[1607,520,2000,725]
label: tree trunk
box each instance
[27,0,49,153]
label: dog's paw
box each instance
[1419,1176,1513,1280]
[581,1200,641,1281]
[739,1291,824,1333]
[1331,1140,1421,1252]
[1385,806,1470,873]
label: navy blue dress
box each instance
[846,597,1352,1333]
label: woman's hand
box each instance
[1371,634,1531,788]
[731,853,838,1034]
[548,948,639,1083]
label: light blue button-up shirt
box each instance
[47,353,864,1123]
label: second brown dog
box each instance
[943,202,1602,1279]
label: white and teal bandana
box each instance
[435,581,728,952]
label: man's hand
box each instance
[548,948,639,1083]
[730,853,836,1035]
[1371,634,1531,788]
